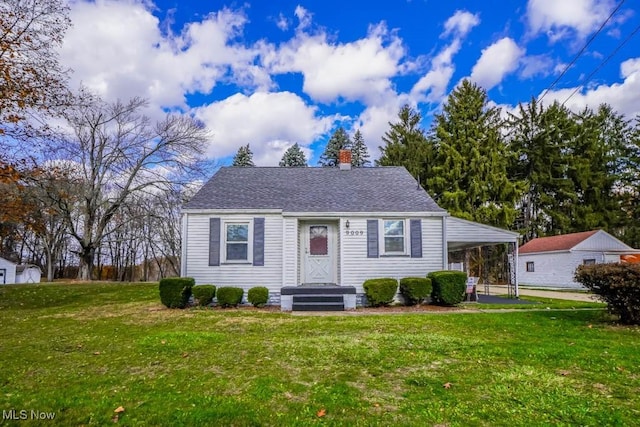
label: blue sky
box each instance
[59,0,639,166]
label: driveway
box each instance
[486,285,600,302]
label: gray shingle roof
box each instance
[183,166,445,213]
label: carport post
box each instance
[514,242,519,298]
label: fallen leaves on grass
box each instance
[114,406,125,413]
[316,408,326,417]
[443,382,452,389]
[558,370,571,376]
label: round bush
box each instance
[216,287,244,308]
[159,277,195,309]
[428,271,467,306]
[192,285,216,306]
[363,278,398,307]
[247,286,269,307]
[400,277,432,305]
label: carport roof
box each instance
[446,217,520,251]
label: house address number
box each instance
[344,230,364,236]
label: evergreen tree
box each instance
[508,99,577,240]
[428,80,522,228]
[279,143,308,167]
[232,144,255,167]
[318,127,351,167]
[377,104,434,185]
[350,130,371,167]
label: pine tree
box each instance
[377,104,434,185]
[350,130,370,167]
[232,144,255,167]
[279,143,308,167]
[318,127,351,167]
[428,80,523,228]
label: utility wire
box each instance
[562,22,640,107]
[538,0,625,103]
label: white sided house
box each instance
[518,230,640,289]
[0,257,16,285]
[181,156,519,310]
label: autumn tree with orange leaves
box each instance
[0,0,71,139]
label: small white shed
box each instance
[0,257,17,285]
[518,230,640,289]
[15,264,42,283]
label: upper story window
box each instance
[382,219,406,255]
[225,222,250,262]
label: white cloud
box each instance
[526,0,615,41]
[275,13,289,31]
[442,10,481,38]
[538,57,640,117]
[410,10,480,105]
[194,92,334,165]
[520,54,556,79]
[61,1,272,113]
[265,22,405,105]
[294,5,313,31]
[469,37,524,90]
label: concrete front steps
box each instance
[280,285,357,311]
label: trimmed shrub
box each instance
[216,287,244,308]
[400,277,433,305]
[192,285,216,307]
[363,278,398,307]
[428,271,467,306]
[159,277,195,309]
[247,286,269,307]
[575,263,640,325]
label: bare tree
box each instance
[0,0,71,139]
[50,96,210,280]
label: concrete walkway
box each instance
[486,285,600,302]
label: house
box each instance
[181,151,519,310]
[15,264,42,284]
[0,257,16,284]
[518,230,640,289]
[0,258,42,284]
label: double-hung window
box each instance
[224,222,250,262]
[382,219,406,255]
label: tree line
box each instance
[231,128,371,167]
[377,80,640,248]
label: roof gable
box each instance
[519,230,636,254]
[183,166,445,213]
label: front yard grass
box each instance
[0,282,638,426]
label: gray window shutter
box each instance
[209,218,220,266]
[410,219,422,258]
[253,217,265,266]
[367,219,379,258]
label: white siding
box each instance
[15,267,41,284]
[184,213,284,295]
[518,251,609,288]
[573,230,635,252]
[282,218,298,286]
[340,217,444,293]
[0,257,17,285]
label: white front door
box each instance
[303,224,335,284]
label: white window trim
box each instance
[380,219,408,256]
[222,220,253,263]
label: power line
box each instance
[562,21,640,107]
[538,0,625,103]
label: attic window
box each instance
[526,261,534,272]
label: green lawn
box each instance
[0,282,638,426]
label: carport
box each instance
[445,217,521,298]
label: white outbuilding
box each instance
[0,257,17,285]
[518,230,640,289]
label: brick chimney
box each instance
[339,149,352,170]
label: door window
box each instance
[309,226,328,255]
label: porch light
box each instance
[345,220,350,229]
